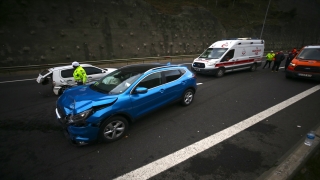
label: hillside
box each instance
[0,0,319,67]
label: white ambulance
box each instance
[191,38,264,77]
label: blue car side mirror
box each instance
[135,87,148,94]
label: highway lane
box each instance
[0,63,319,180]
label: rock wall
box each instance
[0,0,319,67]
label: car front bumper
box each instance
[55,108,99,145]
[53,87,61,95]
[286,69,320,81]
[191,67,218,75]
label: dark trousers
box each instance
[285,59,292,70]
[272,61,281,71]
[77,82,83,85]
[263,60,272,68]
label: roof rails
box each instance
[144,64,185,74]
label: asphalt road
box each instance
[0,61,320,180]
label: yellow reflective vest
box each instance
[266,53,275,61]
[73,66,87,83]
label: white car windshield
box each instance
[90,69,142,94]
[199,48,228,59]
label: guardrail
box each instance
[0,51,275,74]
[0,54,199,74]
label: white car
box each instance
[36,64,117,95]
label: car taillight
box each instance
[192,73,196,78]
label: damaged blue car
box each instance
[55,63,197,145]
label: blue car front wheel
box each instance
[99,116,129,143]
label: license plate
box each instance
[298,73,312,77]
[194,68,200,71]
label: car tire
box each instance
[250,64,257,72]
[99,116,128,143]
[215,68,225,78]
[181,89,194,106]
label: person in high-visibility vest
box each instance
[263,50,275,69]
[72,61,87,85]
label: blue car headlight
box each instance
[67,109,92,125]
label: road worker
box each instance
[72,61,87,85]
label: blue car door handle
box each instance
[182,80,186,85]
[160,89,165,93]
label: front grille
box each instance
[294,66,320,73]
[193,62,205,68]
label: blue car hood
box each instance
[57,85,118,115]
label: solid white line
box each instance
[196,83,203,85]
[0,78,36,84]
[114,84,320,180]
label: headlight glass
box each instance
[67,109,92,124]
[207,61,216,66]
[289,63,296,67]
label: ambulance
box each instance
[191,38,265,77]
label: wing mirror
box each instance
[135,87,148,94]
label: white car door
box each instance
[59,69,76,86]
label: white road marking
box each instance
[0,78,36,84]
[196,83,203,85]
[114,84,320,180]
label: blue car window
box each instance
[164,70,181,83]
[138,72,162,89]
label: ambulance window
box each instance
[200,48,228,59]
[226,49,235,59]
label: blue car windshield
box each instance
[90,69,142,94]
[199,48,228,59]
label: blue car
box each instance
[56,63,197,145]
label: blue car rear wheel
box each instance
[181,89,194,106]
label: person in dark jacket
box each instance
[271,51,285,72]
[285,51,295,71]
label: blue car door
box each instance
[161,69,184,103]
[130,72,166,118]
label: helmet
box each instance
[72,61,79,67]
